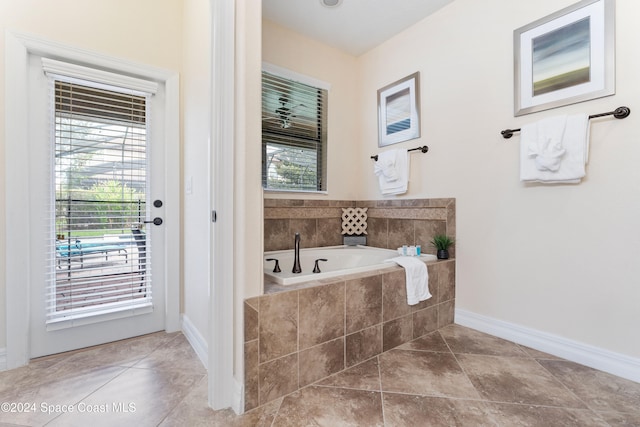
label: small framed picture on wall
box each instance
[377,72,420,147]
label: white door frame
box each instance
[4,31,181,369]
[208,0,237,411]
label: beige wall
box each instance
[262,19,361,201]
[262,0,640,359]
[357,0,640,359]
[0,0,184,352]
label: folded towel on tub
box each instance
[387,256,431,305]
[520,114,590,183]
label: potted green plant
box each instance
[430,234,454,260]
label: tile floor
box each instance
[1,325,639,426]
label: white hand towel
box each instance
[387,256,431,306]
[374,149,409,195]
[520,114,589,183]
[374,154,399,182]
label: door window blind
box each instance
[262,71,327,192]
[46,75,153,326]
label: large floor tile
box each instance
[539,359,640,414]
[47,367,204,427]
[382,393,493,426]
[457,354,587,407]
[396,330,451,353]
[0,365,125,426]
[159,376,282,427]
[483,402,610,426]
[2,327,637,427]
[0,363,53,396]
[439,324,529,357]
[158,376,233,427]
[597,410,640,427]
[316,357,381,391]
[272,386,384,426]
[379,349,481,399]
[228,400,282,427]
[133,334,207,376]
[516,344,564,360]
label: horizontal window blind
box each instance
[46,75,153,326]
[262,71,327,192]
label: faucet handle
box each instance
[266,258,281,273]
[312,258,328,273]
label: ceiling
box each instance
[262,0,454,57]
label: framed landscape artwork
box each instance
[513,0,615,116]
[377,72,420,147]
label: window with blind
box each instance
[262,70,328,192]
[46,71,154,326]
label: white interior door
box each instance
[27,55,168,358]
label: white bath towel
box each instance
[520,114,590,183]
[374,149,409,195]
[373,151,399,182]
[387,256,431,306]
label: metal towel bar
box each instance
[501,106,630,139]
[371,145,429,161]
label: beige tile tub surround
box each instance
[255,198,457,412]
[244,259,456,411]
[264,198,456,257]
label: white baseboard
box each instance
[0,348,6,372]
[181,314,208,370]
[455,309,640,383]
[181,315,245,414]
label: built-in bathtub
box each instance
[247,247,455,410]
[264,245,437,285]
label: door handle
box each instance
[144,217,163,226]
